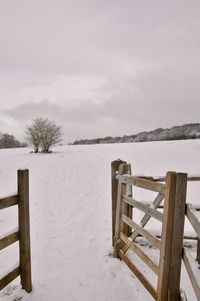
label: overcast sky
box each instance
[0,0,200,143]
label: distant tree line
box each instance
[72,123,200,145]
[0,133,27,149]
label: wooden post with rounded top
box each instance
[18,169,32,293]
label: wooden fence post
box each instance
[157,172,177,301]
[113,163,131,258]
[168,173,187,300]
[125,164,133,238]
[157,172,187,301]
[18,169,32,293]
[197,238,200,264]
[113,163,126,258]
[122,163,132,237]
[111,160,126,246]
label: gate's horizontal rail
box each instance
[136,175,200,182]
[119,249,157,300]
[186,204,200,237]
[112,161,194,300]
[120,232,159,275]
[0,267,20,290]
[183,248,200,300]
[0,232,19,250]
[0,195,18,210]
[131,193,164,242]
[116,174,166,194]
[123,196,163,222]
[121,214,161,249]
[140,201,200,211]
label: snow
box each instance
[0,140,200,301]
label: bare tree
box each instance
[25,118,62,153]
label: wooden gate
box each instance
[183,203,200,300]
[0,169,32,293]
[112,160,187,301]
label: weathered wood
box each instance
[131,193,164,241]
[121,166,133,255]
[0,195,18,210]
[0,267,20,290]
[183,247,200,300]
[125,164,133,237]
[140,202,200,212]
[113,163,127,257]
[123,196,163,222]
[120,232,159,275]
[152,202,200,211]
[113,178,122,257]
[119,249,157,300]
[137,175,162,181]
[18,169,32,293]
[187,176,200,181]
[0,232,19,250]
[140,201,164,209]
[197,238,200,264]
[156,234,198,240]
[157,172,177,301]
[114,163,133,257]
[111,160,126,246]
[120,164,132,237]
[121,214,161,249]
[136,175,200,182]
[116,174,166,194]
[186,203,200,237]
[168,173,188,301]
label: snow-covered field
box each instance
[0,140,200,301]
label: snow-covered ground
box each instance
[0,140,200,301]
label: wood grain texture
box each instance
[119,249,157,300]
[183,247,200,300]
[116,174,166,193]
[168,173,187,301]
[131,193,164,241]
[120,232,159,275]
[197,238,200,264]
[0,267,20,290]
[113,163,127,257]
[0,195,18,210]
[0,232,19,250]
[18,169,32,293]
[111,160,126,246]
[157,172,177,301]
[186,204,200,237]
[121,214,161,249]
[123,196,163,222]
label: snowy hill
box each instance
[0,140,199,301]
[72,123,200,145]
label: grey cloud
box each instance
[20,80,53,88]
[3,99,104,124]
[100,68,200,129]
[1,1,200,75]
[0,120,6,128]
[4,63,200,140]
[3,101,62,122]
[1,1,200,141]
